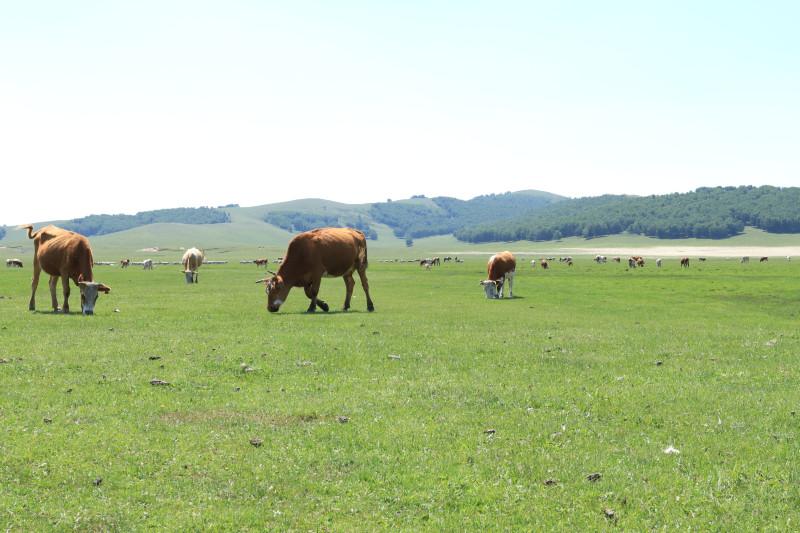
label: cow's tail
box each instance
[357,237,369,271]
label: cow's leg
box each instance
[304,278,328,313]
[357,268,375,312]
[342,274,355,311]
[60,273,71,313]
[29,259,41,310]
[48,275,60,311]
[507,272,514,298]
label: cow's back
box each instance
[37,233,93,279]
[284,228,366,278]
[488,251,516,280]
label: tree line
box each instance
[369,191,562,239]
[263,212,378,240]
[454,186,800,242]
[61,207,230,236]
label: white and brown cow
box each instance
[181,248,204,283]
[25,224,110,314]
[480,251,516,299]
[257,227,374,313]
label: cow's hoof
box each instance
[367,304,375,312]
[318,301,330,312]
[306,308,316,313]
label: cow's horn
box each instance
[255,279,267,284]
[266,269,276,276]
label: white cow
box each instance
[142,259,153,270]
[656,258,662,268]
[181,247,204,283]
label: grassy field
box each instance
[1,256,799,530]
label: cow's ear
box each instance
[78,273,84,283]
[98,284,111,294]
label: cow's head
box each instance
[257,271,289,312]
[480,279,501,299]
[77,274,110,315]
[183,270,197,284]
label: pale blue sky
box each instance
[1,1,798,224]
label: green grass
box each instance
[1,257,800,530]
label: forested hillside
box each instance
[0,226,5,240]
[263,211,378,239]
[455,186,800,242]
[61,207,230,236]
[370,191,563,239]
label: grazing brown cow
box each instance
[480,251,516,299]
[120,259,130,268]
[540,259,549,269]
[612,257,621,263]
[254,258,269,268]
[25,225,110,314]
[257,227,374,313]
[680,257,690,268]
[759,256,769,263]
[6,259,23,268]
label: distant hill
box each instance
[455,186,800,242]
[3,187,800,254]
[61,207,230,236]
[369,190,564,239]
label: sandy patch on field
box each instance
[446,247,799,258]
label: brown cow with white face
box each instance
[257,227,374,313]
[25,225,110,314]
[480,251,516,299]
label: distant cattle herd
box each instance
[2,224,794,313]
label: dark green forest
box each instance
[0,227,5,240]
[455,186,800,242]
[369,191,563,239]
[61,207,230,236]
[263,212,378,240]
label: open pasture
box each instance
[1,256,799,530]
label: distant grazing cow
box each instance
[455,258,464,263]
[24,224,110,314]
[182,248,204,283]
[257,227,374,313]
[594,255,607,264]
[432,257,440,266]
[120,259,130,268]
[631,256,645,267]
[787,256,792,261]
[740,256,749,263]
[612,257,621,263]
[656,258,662,268]
[254,258,269,268]
[680,257,690,268]
[530,259,536,269]
[6,259,23,268]
[759,257,769,263]
[143,259,153,270]
[480,251,516,299]
[628,257,636,268]
[540,259,549,269]
[698,257,707,262]
[443,256,452,263]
